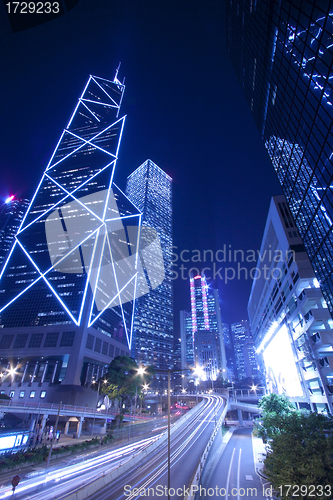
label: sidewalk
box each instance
[252,433,268,477]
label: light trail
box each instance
[0,436,157,500]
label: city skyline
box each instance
[1,0,282,327]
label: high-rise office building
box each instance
[180,309,194,370]
[248,195,333,413]
[189,272,227,381]
[222,322,235,382]
[125,159,173,370]
[0,72,141,404]
[231,320,259,381]
[226,1,333,318]
[0,197,29,270]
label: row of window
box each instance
[85,333,128,358]
[1,389,46,399]
[0,331,76,350]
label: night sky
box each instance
[0,0,282,333]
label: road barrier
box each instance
[60,397,206,500]
[184,399,229,500]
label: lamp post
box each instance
[91,378,107,435]
[129,365,146,442]
[154,368,190,500]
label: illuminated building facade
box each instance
[0,197,29,271]
[248,195,333,413]
[125,159,173,370]
[180,310,194,370]
[226,1,333,319]
[189,272,226,381]
[0,71,142,404]
[222,323,236,382]
[231,320,259,381]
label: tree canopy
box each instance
[256,393,296,440]
[93,355,154,407]
[264,411,333,499]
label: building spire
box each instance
[114,62,121,84]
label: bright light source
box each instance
[193,365,204,379]
[5,195,14,204]
[263,324,303,397]
[137,366,146,376]
[7,367,17,378]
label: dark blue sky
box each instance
[0,0,282,328]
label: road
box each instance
[85,395,225,500]
[200,428,269,500]
[0,396,225,499]
[0,436,159,500]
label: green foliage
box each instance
[0,434,114,472]
[97,356,154,407]
[257,393,297,440]
[264,412,333,499]
[258,393,295,414]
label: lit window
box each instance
[40,391,46,399]
[29,391,36,398]
[9,391,15,398]
[19,391,25,398]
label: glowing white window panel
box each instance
[0,435,16,450]
[263,324,303,397]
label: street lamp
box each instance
[91,378,107,435]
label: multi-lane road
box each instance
[86,395,225,500]
[201,427,268,500]
[0,395,226,500]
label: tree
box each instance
[256,393,296,440]
[264,412,333,499]
[94,356,154,409]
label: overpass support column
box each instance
[76,417,84,438]
[39,414,48,439]
[29,416,37,431]
[101,419,107,435]
[237,409,243,426]
[64,420,70,435]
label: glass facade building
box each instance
[0,197,29,271]
[222,322,236,382]
[226,1,333,317]
[0,72,141,403]
[126,159,173,370]
[231,320,260,381]
[189,272,226,380]
[180,309,195,370]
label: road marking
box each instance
[237,448,242,500]
[245,475,253,480]
[225,447,235,500]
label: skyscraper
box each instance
[0,71,142,404]
[126,159,173,370]
[189,272,226,381]
[222,323,235,382]
[248,195,333,413]
[180,309,194,370]
[231,320,259,382]
[226,1,333,318]
[0,197,29,270]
